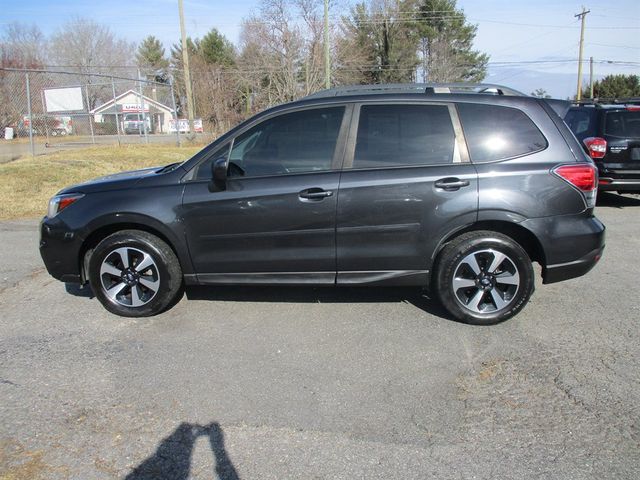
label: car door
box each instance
[336,102,478,285]
[181,105,350,284]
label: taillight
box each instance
[583,137,607,159]
[553,164,598,208]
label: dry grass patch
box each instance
[0,144,202,220]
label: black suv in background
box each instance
[565,99,640,194]
[40,83,605,325]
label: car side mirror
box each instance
[211,157,228,191]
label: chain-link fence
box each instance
[0,68,206,157]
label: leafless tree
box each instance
[0,23,48,128]
[1,22,47,68]
[190,55,243,136]
[237,0,351,112]
[48,17,136,109]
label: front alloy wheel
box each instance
[89,230,183,317]
[99,247,161,308]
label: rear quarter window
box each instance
[457,103,548,162]
[564,108,596,140]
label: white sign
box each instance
[44,87,84,112]
[169,118,204,133]
[121,103,149,113]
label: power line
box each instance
[589,43,640,50]
[470,18,638,29]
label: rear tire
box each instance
[434,231,534,325]
[88,230,183,317]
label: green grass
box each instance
[0,144,203,220]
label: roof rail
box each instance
[304,83,527,99]
[572,97,640,106]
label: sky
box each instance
[2,0,639,98]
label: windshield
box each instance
[605,110,640,138]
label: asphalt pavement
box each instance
[1,193,639,479]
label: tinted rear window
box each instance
[605,110,640,138]
[458,103,547,162]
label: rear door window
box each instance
[352,104,458,168]
[605,110,640,138]
[457,103,547,162]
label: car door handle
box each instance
[434,178,470,191]
[299,188,334,200]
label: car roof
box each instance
[570,98,640,110]
[303,83,527,99]
[278,83,548,113]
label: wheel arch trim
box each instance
[429,218,547,287]
[78,213,192,282]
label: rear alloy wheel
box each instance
[89,230,183,317]
[435,231,534,325]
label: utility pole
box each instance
[575,7,590,100]
[324,0,330,89]
[589,56,594,98]
[178,0,195,135]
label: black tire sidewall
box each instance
[88,231,182,317]
[436,233,534,325]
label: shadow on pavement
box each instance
[597,192,640,208]
[64,281,457,321]
[125,422,240,480]
[186,285,457,322]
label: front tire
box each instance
[434,231,534,325]
[88,230,183,317]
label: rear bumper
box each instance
[543,245,604,284]
[598,177,640,192]
[597,162,640,191]
[521,214,605,284]
[39,217,84,283]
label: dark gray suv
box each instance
[40,84,605,324]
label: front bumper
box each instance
[39,217,84,283]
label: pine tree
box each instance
[136,36,169,80]
[412,0,488,82]
[339,1,419,84]
[199,29,236,66]
[583,74,640,99]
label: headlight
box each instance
[47,193,84,218]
